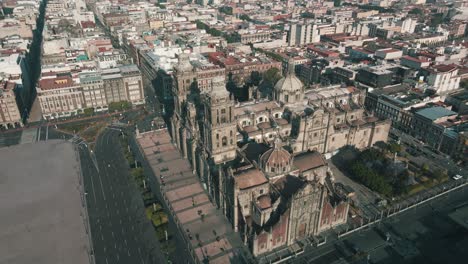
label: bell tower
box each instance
[171,53,196,156]
[202,75,237,164]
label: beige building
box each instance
[101,65,145,105]
[79,72,107,111]
[0,81,22,128]
[37,74,85,119]
[38,65,145,119]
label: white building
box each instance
[424,64,461,94]
[400,18,416,34]
[288,22,320,46]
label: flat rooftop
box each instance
[0,140,90,264]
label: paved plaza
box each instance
[0,140,90,264]
[137,129,249,263]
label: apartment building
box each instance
[37,74,85,119]
[288,22,320,46]
[0,81,22,128]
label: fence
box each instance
[337,179,468,238]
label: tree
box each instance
[386,142,402,154]
[249,71,262,86]
[300,12,314,19]
[263,67,281,85]
[430,13,444,27]
[422,163,430,173]
[218,6,233,15]
[460,79,468,89]
[83,108,95,116]
[239,14,252,22]
[334,0,342,7]
[409,8,423,16]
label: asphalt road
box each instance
[79,128,166,264]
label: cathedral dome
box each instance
[274,74,303,92]
[273,58,304,104]
[260,138,292,175]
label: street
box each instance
[79,128,165,264]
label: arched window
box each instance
[222,136,227,147]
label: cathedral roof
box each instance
[256,195,272,210]
[259,138,291,169]
[274,58,303,92]
[274,74,303,92]
[293,151,326,173]
[234,168,268,190]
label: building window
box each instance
[222,136,227,147]
[259,117,263,122]
[221,109,226,114]
[337,118,340,123]
[260,189,264,194]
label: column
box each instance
[219,168,226,214]
[174,121,180,148]
[191,141,197,173]
[198,153,204,181]
[182,128,187,158]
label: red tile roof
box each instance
[235,168,268,190]
[38,76,75,90]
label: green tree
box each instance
[430,13,444,27]
[263,67,281,85]
[387,142,402,154]
[409,8,423,16]
[218,6,233,15]
[109,101,131,112]
[300,12,314,19]
[83,108,95,116]
[460,79,468,89]
[239,14,252,22]
[422,163,430,173]
[249,71,262,86]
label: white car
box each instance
[452,175,463,180]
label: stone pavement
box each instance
[137,129,251,263]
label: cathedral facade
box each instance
[168,55,390,256]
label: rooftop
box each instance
[416,106,457,121]
[293,151,326,172]
[235,168,268,190]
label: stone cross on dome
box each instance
[273,134,283,149]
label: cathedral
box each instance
[169,55,390,256]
